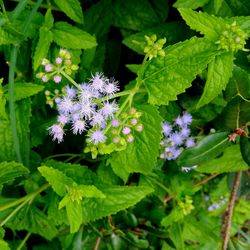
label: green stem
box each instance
[147,175,171,193]
[16,232,31,250]
[10,0,29,21]
[60,71,80,90]
[44,153,81,161]
[8,45,22,163]
[0,183,49,212]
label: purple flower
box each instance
[182,112,192,125]
[89,73,107,92]
[136,124,143,132]
[65,85,77,99]
[72,120,86,134]
[90,112,106,127]
[57,97,74,114]
[48,124,64,143]
[45,64,53,72]
[104,79,119,95]
[186,138,195,148]
[169,132,184,146]
[57,114,68,125]
[89,130,107,144]
[161,122,172,136]
[78,100,95,119]
[131,118,138,126]
[54,75,62,83]
[111,119,120,127]
[100,101,118,119]
[180,127,190,138]
[122,127,131,135]
[127,135,134,143]
[41,75,48,82]
[55,57,62,64]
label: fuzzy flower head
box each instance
[48,124,64,143]
[89,130,107,145]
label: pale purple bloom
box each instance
[65,85,77,99]
[136,124,143,132]
[89,130,107,144]
[127,135,134,143]
[57,97,74,114]
[78,100,95,119]
[162,122,172,136]
[48,124,64,143]
[169,132,184,146]
[131,118,138,126]
[55,57,62,64]
[72,120,86,134]
[180,127,190,138]
[204,196,210,201]
[41,75,48,82]
[54,75,62,83]
[57,114,68,125]
[104,79,119,95]
[100,101,118,118]
[175,116,183,127]
[79,83,97,101]
[111,119,120,127]
[45,64,53,72]
[182,112,192,125]
[122,127,131,135]
[91,112,106,127]
[55,97,61,103]
[89,73,107,92]
[186,138,195,148]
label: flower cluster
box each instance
[144,34,166,60]
[160,112,195,160]
[44,89,62,108]
[217,22,248,52]
[206,195,228,212]
[178,196,194,216]
[36,49,79,83]
[48,73,120,144]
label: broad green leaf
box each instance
[8,204,58,240]
[151,0,169,22]
[240,135,250,166]
[3,83,44,101]
[196,145,248,173]
[178,8,225,39]
[66,202,83,233]
[225,0,250,16]
[113,0,160,31]
[54,0,83,24]
[126,64,141,74]
[82,186,153,223]
[174,0,210,9]
[197,52,234,108]
[52,22,97,49]
[0,161,29,185]
[161,208,184,228]
[217,97,250,130]
[142,37,218,105]
[123,22,190,55]
[33,10,54,70]
[38,166,75,196]
[110,105,162,181]
[177,132,231,167]
[0,240,10,250]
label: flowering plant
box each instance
[0,0,249,249]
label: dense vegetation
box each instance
[0,0,249,249]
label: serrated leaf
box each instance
[82,186,153,223]
[66,202,83,233]
[44,9,54,29]
[142,37,218,105]
[196,145,248,173]
[177,132,231,167]
[33,29,53,70]
[3,83,44,101]
[54,0,83,24]
[197,52,234,108]
[38,166,75,196]
[113,0,160,31]
[174,0,210,9]
[8,204,58,240]
[110,105,162,181]
[123,22,190,55]
[240,134,250,166]
[0,161,29,185]
[52,22,97,49]
[178,8,224,39]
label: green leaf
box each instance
[52,22,97,49]
[113,0,160,31]
[3,83,44,101]
[33,29,53,70]
[197,52,234,108]
[0,240,10,250]
[174,0,210,9]
[54,0,83,24]
[82,186,153,223]
[142,37,218,105]
[177,132,231,167]
[66,202,83,233]
[110,105,162,181]
[0,161,29,185]
[240,134,250,166]
[178,8,225,39]
[196,145,248,173]
[38,166,75,196]
[8,204,58,240]
[123,22,190,55]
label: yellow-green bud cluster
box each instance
[36,48,79,83]
[178,196,194,216]
[144,34,166,60]
[44,88,61,108]
[111,107,143,146]
[217,22,248,52]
